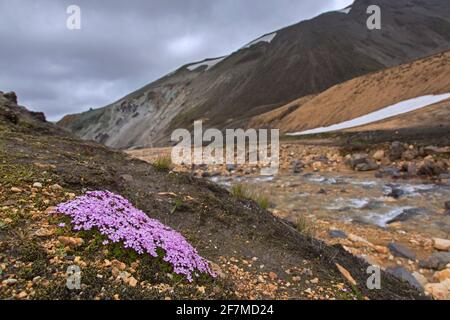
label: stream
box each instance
[210,172,450,239]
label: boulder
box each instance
[418,160,448,177]
[4,92,17,104]
[445,201,450,211]
[425,280,450,300]
[386,208,426,224]
[389,141,406,161]
[423,146,450,156]
[388,243,416,260]
[401,150,418,161]
[433,238,450,251]
[292,160,305,174]
[412,272,428,289]
[433,269,450,282]
[377,167,401,179]
[386,267,423,290]
[419,252,450,271]
[346,154,379,172]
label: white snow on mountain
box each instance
[187,56,227,71]
[287,93,450,136]
[243,32,277,49]
[337,6,352,14]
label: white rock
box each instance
[33,182,43,188]
[433,238,450,251]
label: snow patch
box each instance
[243,32,277,49]
[287,93,450,136]
[337,6,352,14]
[187,56,226,71]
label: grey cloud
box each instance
[0,0,352,121]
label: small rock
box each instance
[120,174,134,183]
[197,286,206,294]
[328,230,347,239]
[433,269,450,282]
[377,167,401,179]
[268,272,278,281]
[386,267,422,290]
[433,238,450,251]
[425,280,450,300]
[10,187,22,193]
[386,187,405,199]
[32,182,43,189]
[66,193,76,200]
[310,278,319,284]
[17,291,28,299]
[373,150,385,161]
[45,206,58,214]
[111,260,126,271]
[445,201,450,211]
[58,236,84,248]
[388,243,416,260]
[389,141,406,161]
[50,184,63,191]
[355,162,379,172]
[402,150,418,161]
[374,246,389,254]
[128,277,138,287]
[292,160,305,174]
[349,234,373,247]
[335,263,356,286]
[420,252,450,271]
[412,272,428,288]
[226,164,236,172]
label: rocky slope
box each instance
[58,0,450,149]
[0,91,426,300]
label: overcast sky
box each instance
[0,0,353,121]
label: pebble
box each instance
[50,184,63,191]
[128,277,138,287]
[10,187,22,193]
[32,182,43,189]
[58,236,84,248]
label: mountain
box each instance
[58,0,450,148]
[249,51,450,137]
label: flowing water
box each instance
[210,172,450,239]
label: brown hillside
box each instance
[276,51,450,134]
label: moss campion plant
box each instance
[56,190,215,281]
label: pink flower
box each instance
[56,191,215,281]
